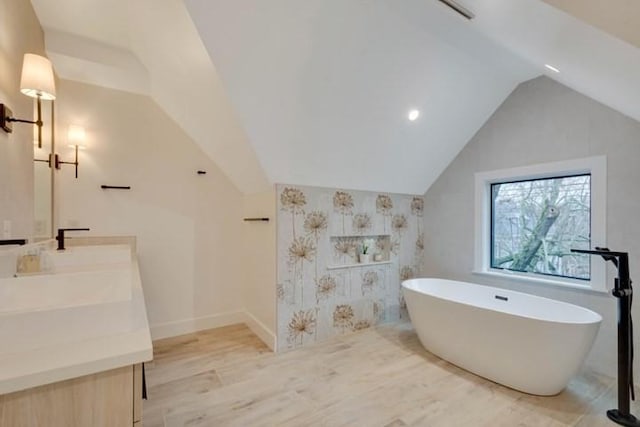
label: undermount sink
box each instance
[0,268,132,315]
[43,244,131,272]
[0,245,133,315]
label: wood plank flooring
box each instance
[144,322,634,426]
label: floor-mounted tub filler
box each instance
[402,278,602,396]
[572,248,639,427]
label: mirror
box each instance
[33,100,54,239]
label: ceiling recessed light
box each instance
[544,64,560,73]
[408,110,420,121]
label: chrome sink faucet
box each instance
[56,228,90,251]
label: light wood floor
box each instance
[144,322,636,426]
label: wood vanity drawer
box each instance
[0,364,144,426]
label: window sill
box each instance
[471,269,608,294]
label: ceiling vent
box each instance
[437,0,475,20]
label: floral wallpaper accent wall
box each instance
[277,184,424,351]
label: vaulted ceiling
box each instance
[30,0,640,195]
[30,0,271,194]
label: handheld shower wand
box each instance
[571,247,638,426]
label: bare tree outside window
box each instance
[491,174,591,280]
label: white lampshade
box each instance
[20,54,56,100]
[68,125,86,146]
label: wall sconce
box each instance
[0,54,56,148]
[55,125,86,178]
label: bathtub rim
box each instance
[402,277,603,325]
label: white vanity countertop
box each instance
[0,259,153,395]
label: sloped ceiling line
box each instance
[30,0,640,195]
[31,0,270,194]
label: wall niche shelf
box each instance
[329,233,392,269]
[330,234,391,239]
[326,260,392,270]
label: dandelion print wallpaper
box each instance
[277,184,424,351]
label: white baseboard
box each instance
[150,311,246,341]
[150,310,277,350]
[243,311,277,351]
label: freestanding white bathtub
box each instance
[402,278,602,395]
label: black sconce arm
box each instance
[6,117,40,125]
[56,146,80,178]
[1,97,44,148]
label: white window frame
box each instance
[473,156,607,293]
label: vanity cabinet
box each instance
[0,241,152,426]
[0,363,144,427]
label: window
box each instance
[491,174,591,280]
[474,157,607,292]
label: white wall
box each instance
[0,0,46,240]
[55,79,246,339]
[242,190,277,349]
[421,76,640,378]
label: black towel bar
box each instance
[101,185,131,190]
[0,239,27,246]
